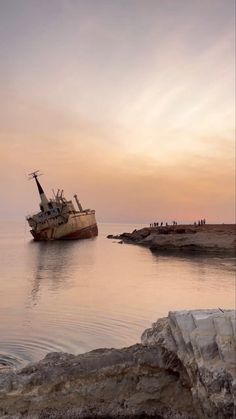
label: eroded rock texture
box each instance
[142,310,236,418]
[0,310,235,418]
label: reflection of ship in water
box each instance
[26,239,96,308]
[26,171,98,241]
[27,241,77,307]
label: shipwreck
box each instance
[26,171,98,241]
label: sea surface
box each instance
[0,221,235,369]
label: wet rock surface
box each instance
[0,309,235,418]
[107,225,236,254]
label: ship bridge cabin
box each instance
[26,172,85,229]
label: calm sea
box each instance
[0,221,235,369]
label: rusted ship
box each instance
[26,171,98,241]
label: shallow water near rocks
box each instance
[0,221,235,369]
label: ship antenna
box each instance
[28,170,49,211]
[28,170,41,179]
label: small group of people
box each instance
[194,219,206,226]
[150,219,207,228]
[150,221,177,228]
[150,222,161,227]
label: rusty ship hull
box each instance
[30,212,98,241]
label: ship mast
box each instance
[28,171,49,212]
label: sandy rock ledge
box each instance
[0,309,235,418]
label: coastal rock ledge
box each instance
[107,224,236,254]
[0,310,235,419]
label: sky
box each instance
[0,0,235,223]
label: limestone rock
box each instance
[142,309,236,418]
[0,310,235,418]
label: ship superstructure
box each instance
[26,171,98,241]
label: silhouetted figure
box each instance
[161,222,163,226]
[166,222,168,227]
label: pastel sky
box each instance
[0,0,235,223]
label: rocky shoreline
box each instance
[107,224,236,254]
[0,309,235,418]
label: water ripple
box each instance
[0,222,235,367]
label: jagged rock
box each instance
[107,235,121,240]
[0,310,235,418]
[142,309,236,418]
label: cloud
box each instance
[0,0,234,222]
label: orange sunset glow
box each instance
[0,0,235,223]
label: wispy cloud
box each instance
[0,0,234,221]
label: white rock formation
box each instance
[142,309,236,418]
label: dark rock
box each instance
[175,228,186,234]
[107,235,121,240]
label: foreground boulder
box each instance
[0,310,235,418]
[142,309,236,418]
